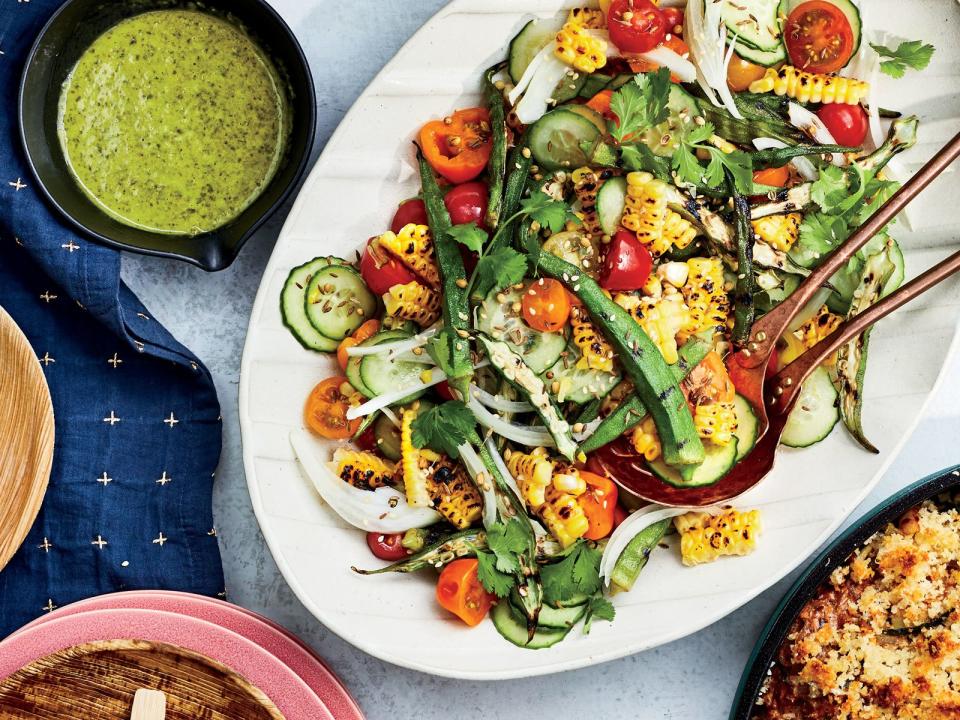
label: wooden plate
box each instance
[0,305,54,572]
[0,639,284,719]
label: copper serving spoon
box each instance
[592,130,960,507]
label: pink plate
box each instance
[12,591,363,720]
[0,607,333,720]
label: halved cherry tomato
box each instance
[726,55,768,92]
[337,319,381,370]
[444,181,489,227]
[661,7,684,35]
[354,427,378,453]
[304,376,362,440]
[816,103,869,147]
[627,35,690,82]
[608,0,668,54]
[600,229,653,292]
[612,503,629,530]
[390,198,428,234]
[579,471,619,540]
[784,0,855,74]
[684,351,736,405]
[359,238,417,296]
[419,108,493,184]
[366,532,409,561]
[521,278,571,333]
[435,558,495,627]
[752,165,791,190]
[435,380,457,401]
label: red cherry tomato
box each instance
[783,0,855,74]
[366,532,409,561]
[359,238,416,296]
[390,198,428,234]
[600,229,653,292]
[661,7,684,34]
[444,182,489,227]
[435,380,457,401]
[613,504,629,530]
[354,427,378,453]
[816,103,869,148]
[607,0,668,54]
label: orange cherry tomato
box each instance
[578,471,619,540]
[752,165,791,190]
[783,0,855,74]
[683,351,736,406]
[627,36,691,82]
[419,108,493,184]
[586,89,616,120]
[521,278,571,333]
[435,558,495,627]
[304,376,362,440]
[726,55,768,92]
[337,319,381,370]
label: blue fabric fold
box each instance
[0,0,224,636]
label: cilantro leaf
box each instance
[621,143,673,182]
[684,121,715,146]
[669,122,752,193]
[487,518,529,574]
[446,222,488,254]
[810,164,849,210]
[472,246,528,299]
[855,177,901,226]
[541,541,603,605]
[609,68,671,144]
[582,594,616,634]
[671,142,705,188]
[475,550,515,598]
[871,40,935,79]
[519,190,580,233]
[410,400,477,458]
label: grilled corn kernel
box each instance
[658,261,690,288]
[751,213,802,253]
[400,407,433,507]
[748,66,870,105]
[429,457,483,529]
[554,20,607,73]
[570,305,615,372]
[567,7,605,29]
[615,292,690,365]
[572,167,609,239]
[383,281,442,327]
[694,401,738,447]
[623,172,699,257]
[507,447,555,511]
[796,305,843,349]
[334,449,396,490]
[675,509,761,566]
[378,224,440,289]
[552,468,587,496]
[630,416,661,462]
[682,258,730,336]
[540,482,590,547]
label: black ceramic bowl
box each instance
[730,464,960,719]
[19,0,316,271]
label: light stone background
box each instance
[121,1,960,717]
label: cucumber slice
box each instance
[596,176,627,237]
[281,257,340,352]
[781,366,840,448]
[359,334,431,405]
[648,437,739,489]
[508,18,563,84]
[509,588,586,629]
[541,345,620,404]
[778,0,862,57]
[476,287,567,374]
[720,0,782,52]
[304,265,377,342]
[734,41,787,67]
[491,600,570,649]
[373,413,401,461]
[579,72,614,99]
[734,394,759,461]
[562,104,606,134]
[529,108,602,172]
[346,330,411,398]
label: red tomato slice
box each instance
[600,229,653,292]
[816,103,869,147]
[607,0,668,55]
[444,181,489,227]
[359,238,416,296]
[784,0,856,74]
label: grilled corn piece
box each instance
[570,305,615,372]
[377,224,440,289]
[428,457,483,529]
[622,172,698,257]
[383,281,442,328]
[572,167,612,240]
[751,213,802,253]
[567,7,605,28]
[333,449,396,490]
[796,305,843,349]
[400,407,433,507]
[748,66,870,105]
[615,292,690,365]
[631,416,661,461]
[675,509,761,566]
[555,18,607,73]
[682,257,730,336]
[507,447,555,510]
[693,401,738,447]
[540,472,590,547]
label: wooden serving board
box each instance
[0,305,54,572]
[0,639,285,719]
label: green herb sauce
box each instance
[58,9,290,236]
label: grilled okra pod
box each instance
[352,529,485,575]
[750,144,854,167]
[483,64,509,229]
[609,519,670,593]
[731,186,756,347]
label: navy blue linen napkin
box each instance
[0,0,224,636]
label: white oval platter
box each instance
[240,0,960,679]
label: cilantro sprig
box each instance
[409,400,478,458]
[475,518,530,597]
[608,67,671,144]
[871,39,935,79]
[446,222,488,254]
[671,121,754,194]
[540,540,603,605]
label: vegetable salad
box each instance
[282,0,934,647]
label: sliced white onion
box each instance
[638,45,697,83]
[380,405,402,429]
[290,431,441,532]
[515,53,572,125]
[470,384,534,413]
[508,40,554,106]
[346,325,439,357]
[458,442,497,530]
[684,0,743,119]
[599,505,691,584]
[788,102,844,166]
[752,137,819,182]
[466,397,555,447]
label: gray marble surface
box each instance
[120,2,960,717]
